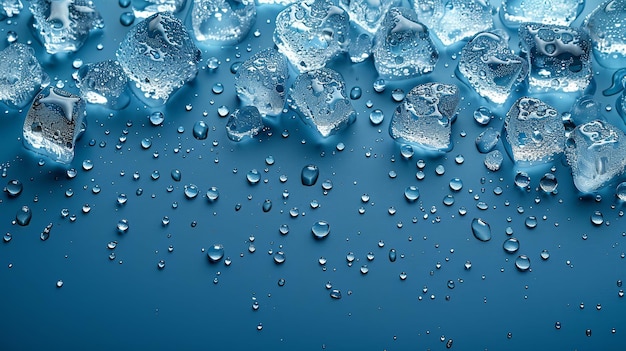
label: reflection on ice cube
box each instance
[501,0,584,27]
[76,60,130,110]
[339,0,400,34]
[190,0,256,45]
[583,0,626,68]
[131,0,186,18]
[0,43,47,109]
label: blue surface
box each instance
[2,1,626,350]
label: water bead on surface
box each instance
[5,179,23,197]
[471,218,492,242]
[301,164,320,186]
[503,238,520,253]
[207,244,225,263]
[404,186,420,202]
[515,255,531,271]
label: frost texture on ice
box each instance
[389,82,459,152]
[273,0,349,72]
[191,0,256,45]
[1,0,22,18]
[0,43,46,109]
[565,120,626,193]
[504,97,565,166]
[373,7,438,80]
[226,106,264,142]
[29,0,104,54]
[583,0,626,68]
[76,60,130,110]
[116,13,201,104]
[412,0,495,46]
[501,0,584,27]
[458,30,527,104]
[339,0,400,34]
[131,0,186,18]
[22,86,86,164]
[289,68,356,137]
[235,48,289,117]
[519,23,592,93]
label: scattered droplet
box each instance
[16,206,32,226]
[192,121,209,140]
[515,255,531,271]
[404,186,420,202]
[207,244,225,263]
[503,238,520,253]
[471,218,491,242]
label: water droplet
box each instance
[273,251,286,264]
[400,145,414,159]
[217,106,230,117]
[373,79,386,93]
[184,184,199,199]
[330,289,342,299]
[471,218,491,242]
[207,244,224,263]
[389,249,397,262]
[399,272,407,280]
[514,172,530,188]
[40,223,52,241]
[591,211,604,225]
[206,187,219,202]
[312,221,330,239]
[349,86,362,100]
[5,180,23,197]
[170,169,182,182]
[247,169,261,184]
[449,178,463,191]
[539,173,558,193]
[391,88,405,102]
[212,83,224,94]
[192,121,209,140]
[525,216,538,229]
[56,280,64,288]
[540,249,550,260]
[119,12,135,26]
[262,199,272,212]
[117,219,129,233]
[141,138,152,149]
[503,238,520,253]
[16,206,32,226]
[157,260,166,269]
[369,109,384,125]
[404,186,420,202]
[3,232,12,243]
[82,160,93,171]
[473,106,494,125]
[301,164,319,186]
[515,255,531,271]
[149,111,164,126]
[6,30,18,43]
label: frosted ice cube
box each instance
[289,68,356,137]
[116,13,201,104]
[190,0,256,45]
[29,0,104,54]
[76,60,130,110]
[583,0,626,68]
[131,0,186,18]
[226,106,264,142]
[339,0,400,34]
[23,86,86,164]
[373,7,438,80]
[504,97,565,166]
[0,43,46,109]
[501,0,584,27]
[235,48,289,117]
[519,23,592,93]
[412,0,495,46]
[1,0,22,19]
[458,30,527,104]
[389,82,459,152]
[273,0,350,72]
[565,120,626,193]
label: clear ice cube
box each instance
[565,120,626,193]
[273,0,350,72]
[76,60,130,110]
[412,0,495,46]
[389,82,459,152]
[29,0,104,54]
[116,13,201,104]
[339,0,400,34]
[373,7,438,80]
[190,0,256,45]
[235,48,289,117]
[1,0,22,19]
[22,86,86,164]
[501,0,584,27]
[583,0,626,68]
[131,0,186,18]
[226,106,264,142]
[458,30,527,104]
[519,23,592,93]
[504,97,565,166]
[0,43,46,109]
[289,68,356,137]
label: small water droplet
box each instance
[312,221,330,239]
[389,249,397,262]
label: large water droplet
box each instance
[389,249,397,262]
[471,218,491,242]
[207,244,224,262]
[301,165,319,186]
[404,186,420,202]
[330,289,342,299]
[192,121,208,140]
[16,206,32,226]
[246,169,261,184]
[539,173,558,193]
[5,180,23,197]
[515,255,531,271]
[312,221,330,239]
[503,238,520,253]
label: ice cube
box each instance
[29,0,104,54]
[226,106,264,142]
[1,0,22,19]
[389,82,459,152]
[116,13,201,104]
[22,86,86,164]
[235,48,289,117]
[373,7,438,80]
[412,0,495,46]
[273,0,350,72]
[458,30,527,104]
[519,23,592,93]
[568,95,605,126]
[131,0,186,18]
[501,0,584,27]
[504,97,565,166]
[76,60,130,110]
[0,43,46,109]
[347,24,373,63]
[339,0,400,34]
[565,120,626,193]
[190,0,256,45]
[583,0,626,69]
[289,68,356,137]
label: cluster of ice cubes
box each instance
[76,60,130,110]
[500,0,584,27]
[458,30,527,104]
[226,106,264,142]
[190,0,256,45]
[0,43,47,109]
[583,0,626,68]
[116,13,201,104]
[131,0,186,18]
[389,82,459,152]
[289,68,355,137]
[0,0,22,19]
[29,0,104,54]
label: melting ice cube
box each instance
[273,0,349,72]
[389,82,459,152]
[289,68,356,137]
[190,0,256,45]
[458,30,527,104]
[235,48,289,117]
[131,0,186,18]
[339,0,400,34]
[22,86,86,164]
[373,7,438,80]
[116,13,201,104]
[583,0,626,68]
[565,120,626,193]
[30,0,104,54]
[501,0,584,27]
[1,0,22,19]
[0,43,46,109]
[76,60,130,110]
[226,106,264,142]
